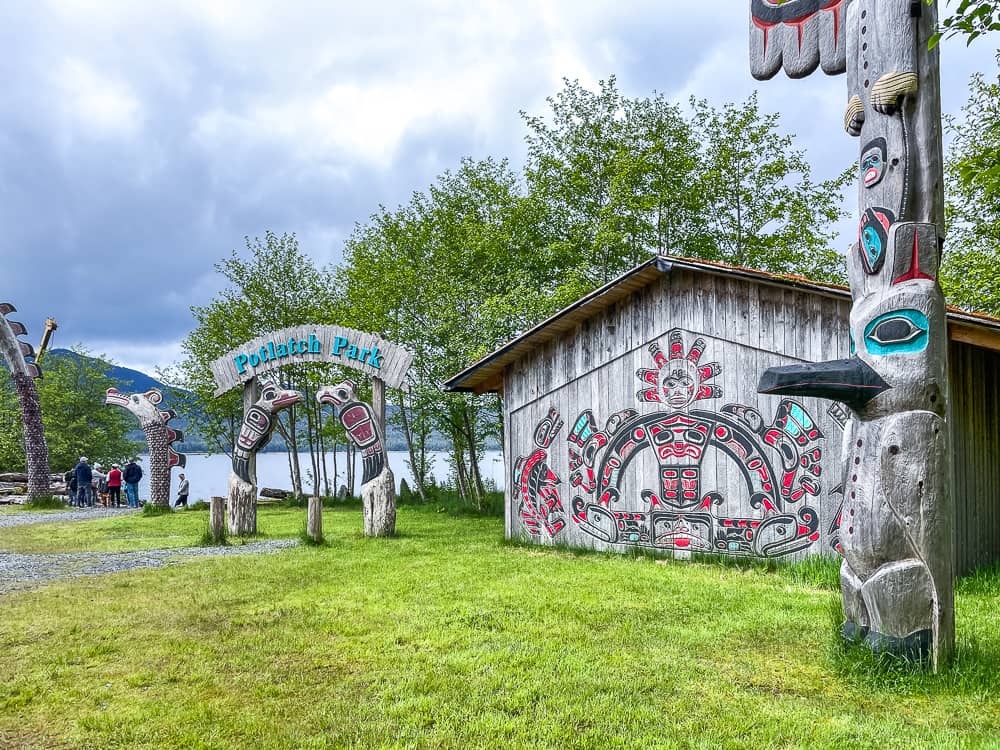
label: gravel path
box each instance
[0,507,299,594]
[0,506,139,529]
[0,540,299,595]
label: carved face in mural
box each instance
[661,365,697,409]
[860,137,888,189]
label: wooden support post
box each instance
[210,495,226,543]
[243,377,260,486]
[307,495,323,543]
[372,377,386,435]
[228,377,261,536]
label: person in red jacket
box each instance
[107,464,123,507]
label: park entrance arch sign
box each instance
[209,325,413,396]
[208,325,413,538]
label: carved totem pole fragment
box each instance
[105,388,186,506]
[0,303,50,498]
[751,0,954,668]
[317,380,396,537]
[228,381,302,535]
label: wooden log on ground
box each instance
[210,496,226,542]
[0,473,29,483]
[260,487,291,499]
[307,495,323,542]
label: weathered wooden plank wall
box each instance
[950,340,1000,575]
[503,267,999,571]
[505,269,852,561]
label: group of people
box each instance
[66,457,143,508]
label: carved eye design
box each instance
[863,310,929,355]
[862,153,881,169]
[261,385,278,401]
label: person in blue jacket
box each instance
[73,457,93,508]
[123,458,143,508]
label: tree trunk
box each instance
[362,466,396,537]
[210,495,226,543]
[320,429,330,497]
[452,433,470,501]
[13,372,50,498]
[227,473,257,535]
[332,441,338,496]
[398,390,426,500]
[463,406,486,501]
[307,494,323,542]
[288,406,303,496]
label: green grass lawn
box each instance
[1,507,999,749]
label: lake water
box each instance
[132,450,505,502]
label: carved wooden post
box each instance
[307,495,323,542]
[752,0,954,668]
[0,304,50,499]
[228,379,301,536]
[105,388,186,507]
[243,377,260,486]
[210,495,226,542]
[318,380,396,537]
[372,377,386,435]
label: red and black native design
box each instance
[513,407,566,538]
[317,380,386,485]
[568,331,825,558]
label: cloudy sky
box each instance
[2,1,996,375]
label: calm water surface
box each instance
[132,450,505,502]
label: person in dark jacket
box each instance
[73,457,93,508]
[123,459,143,508]
[64,468,78,507]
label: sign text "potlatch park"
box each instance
[209,324,413,396]
[233,333,384,374]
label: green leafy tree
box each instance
[340,158,562,505]
[930,0,1000,46]
[942,56,1000,315]
[521,79,849,285]
[522,77,706,285]
[689,95,849,282]
[0,349,141,474]
[175,231,341,496]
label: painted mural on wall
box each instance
[513,407,567,538]
[517,329,826,558]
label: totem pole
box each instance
[317,380,396,537]
[0,303,50,498]
[105,388,186,506]
[229,381,302,535]
[751,1,954,668]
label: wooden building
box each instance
[444,256,1000,574]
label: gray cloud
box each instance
[1,1,995,374]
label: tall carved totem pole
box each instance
[752,0,954,669]
[0,303,50,498]
[317,380,396,537]
[105,388,186,507]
